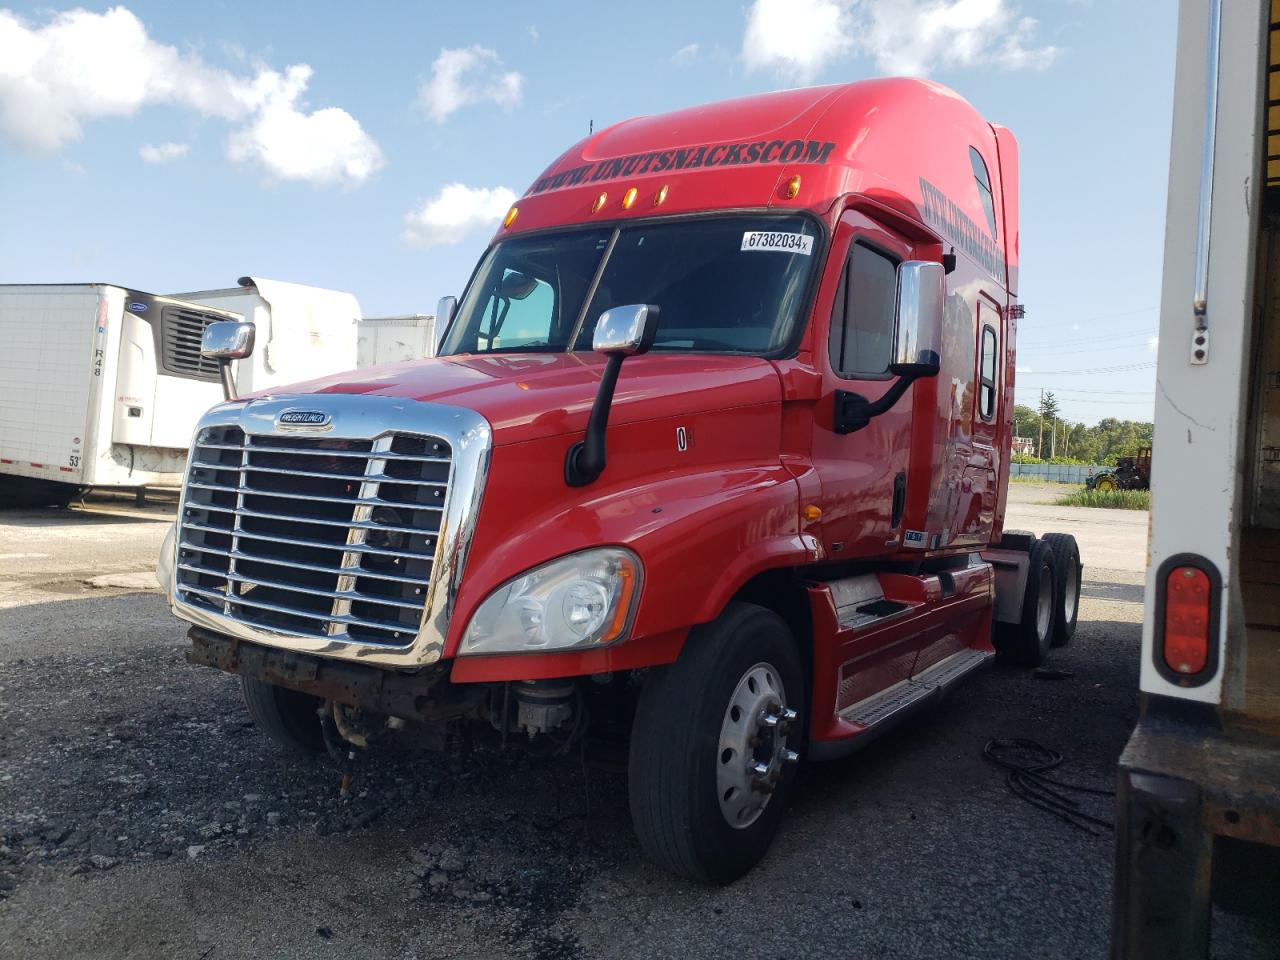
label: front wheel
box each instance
[241,677,325,755]
[628,603,804,884]
[1092,474,1118,492]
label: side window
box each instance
[829,242,897,377]
[969,147,998,239]
[979,324,998,421]
[476,269,556,350]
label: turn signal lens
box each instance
[801,504,822,522]
[1163,566,1211,674]
[785,175,801,199]
[592,192,608,213]
[654,184,669,206]
[622,187,638,209]
[502,205,519,228]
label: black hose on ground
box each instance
[983,737,1114,836]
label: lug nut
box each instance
[781,749,800,765]
[761,714,782,728]
[780,708,798,722]
[750,761,770,777]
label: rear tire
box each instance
[994,539,1057,667]
[628,602,804,884]
[1093,475,1117,492]
[241,677,325,755]
[1042,533,1081,647]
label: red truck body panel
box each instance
[268,78,1019,735]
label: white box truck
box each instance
[1112,1,1280,956]
[0,277,363,508]
[356,314,436,367]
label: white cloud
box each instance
[743,0,852,80]
[402,184,517,249]
[418,46,524,123]
[226,65,383,186]
[741,0,1056,79]
[528,25,540,43]
[139,140,190,163]
[0,6,382,186]
[1016,365,1034,374]
[672,43,700,64]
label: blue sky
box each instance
[0,0,1173,425]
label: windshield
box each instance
[439,215,820,356]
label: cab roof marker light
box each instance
[592,192,608,213]
[785,175,801,199]
[654,184,669,206]
[622,187,638,210]
[502,206,519,228]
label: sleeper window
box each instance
[979,324,998,421]
[829,242,897,377]
[969,147,998,240]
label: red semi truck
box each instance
[162,77,1081,882]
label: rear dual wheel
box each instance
[995,539,1057,667]
[1042,533,1082,647]
[628,603,804,884]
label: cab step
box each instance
[810,647,993,760]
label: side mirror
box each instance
[435,295,458,353]
[833,260,945,435]
[201,320,255,360]
[592,303,660,355]
[890,261,944,377]
[201,320,255,402]
[565,304,661,486]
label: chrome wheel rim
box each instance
[716,662,796,829]
[1036,565,1053,641]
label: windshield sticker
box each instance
[741,231,813,255]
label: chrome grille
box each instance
[160,307,225,381]
[175,425,452,647]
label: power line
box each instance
[1018,361,1156,375]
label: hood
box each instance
[262,353,783,446]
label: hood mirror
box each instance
[201,320,255,402]
[565,304,661,486]
[592,303,660,356]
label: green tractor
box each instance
[1087,446,1152,492]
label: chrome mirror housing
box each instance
[201,320,255,361]
[201,320,255,402]
[890,261,944,376]
[592,304,660,356]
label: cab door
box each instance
[951,296,1002,546]
[808,210,919,558]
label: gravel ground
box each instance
[0,492,1276,959]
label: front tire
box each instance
[628,602,804,884]
[241,677,325,755]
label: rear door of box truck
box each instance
[0,284,114,487]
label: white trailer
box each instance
[0,284,245,506]
[356,314,436,367]
[1113,1,1280,956]
[169,277,360,392]
[0,277,364,507]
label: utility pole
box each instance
[1051,419,1057,459]
[1063,422,1071,459]
[1038,387,1045,459]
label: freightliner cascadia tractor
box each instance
[161,77,1081,883]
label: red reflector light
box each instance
[1163,566,1211,675]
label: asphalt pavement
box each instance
[0,484,1275,959]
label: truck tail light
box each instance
[1153,554,1220,686]
[1163,566,1210,674]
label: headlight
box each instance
[460,548,641,655]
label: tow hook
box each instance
[320,702,378,797]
